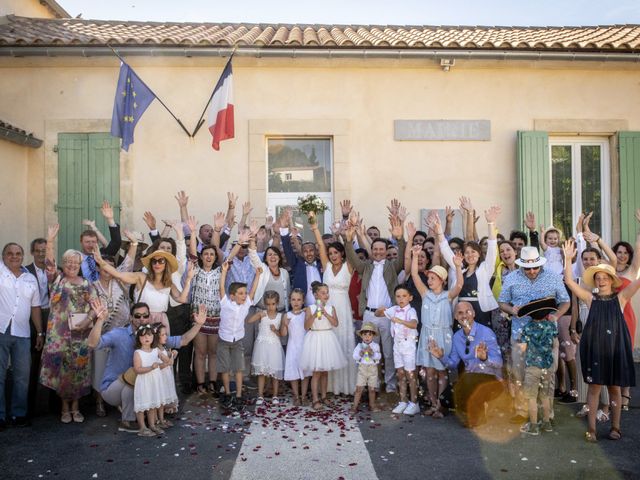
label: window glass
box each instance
[551,145,572,238]
[268,139,331,193]
[581,145,602,234]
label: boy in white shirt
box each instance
[351,323,382,413]
[376,285,419,416]
[218,263,261,410]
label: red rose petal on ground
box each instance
[349,462,358,466]
[143,460,150,465]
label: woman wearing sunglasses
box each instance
[93,247,195,336]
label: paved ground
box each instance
[1,377,639,480]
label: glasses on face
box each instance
[524,267,540,271]
[151,258,166,265]
[133,313,151,319]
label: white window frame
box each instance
[549,137,611,244]
[266,136,334,234]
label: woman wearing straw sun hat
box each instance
[93,247,195,335]
[563,239,640,443]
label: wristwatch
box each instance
[37,332,45,337]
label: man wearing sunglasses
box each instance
[498,246,570,424]
[429,302,503,428]
[87,302,205,432]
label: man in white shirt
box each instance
[0,243,43,429]
[345,219,406,394]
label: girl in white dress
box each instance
[248,291,286,406]
[133,325,171,437]
[155,325,179,429]
[310,216,357,396]
[281,289,310,406]
[300,282,348,410]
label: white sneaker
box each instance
[403,402,420,416]
[392,402,408,414]
[596,409,610,423]
[255,397,264,406]
[272,396,280,405]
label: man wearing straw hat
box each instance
[498,246,570,424]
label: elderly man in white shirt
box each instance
[0,242,43,429]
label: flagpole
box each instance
[107,44,193,138]
[191,50,236,137]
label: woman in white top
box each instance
[436,203,501,329]
[94,236,194,335]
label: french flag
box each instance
[207,59,234,150]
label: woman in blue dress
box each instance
[411,245,463,417]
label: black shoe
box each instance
[220,394,233,409]
[12,416,30,427]
[559,393,577,404]
[554,389,563,398]
[180,384,195,395]
[233,397,245,412]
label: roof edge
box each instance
[40,1,70,19]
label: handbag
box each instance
[120,367,137,387]
[68,313,89,330]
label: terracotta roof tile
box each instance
[0,16,639,52]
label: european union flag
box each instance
[110,62,156,151]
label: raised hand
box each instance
[47,224,60,240]
[265,215,274,231]
[92,244,104,263]
[123,229,137,243]
[82,219,96,230]
[459,196,473,213]
[238,229,251,245]
[345,223,356,242]
[452,251,464,267]
[186,260,196,279]
[583,211,593,233]
[227,192,238,209]
[175,190,189,208]
[484,206,501,223]
[348,210,360,227]
[389,215,403,239]
[397,205,408,223]
[524,211,536,231]
[221,261,230,273]
[242,201,253,216]
[411,244,422,256]
[406,221,417,239]
[387,198,401,217]
[445,206,455,223]
[340,200,352,218]
[307,210,317,226]
[562,238,576,262]
[143,211,157,231]
[575,212,584,234]
[213,211,226,231]
[426,211,442,234]
[100,201,114,222]
[90,298,108,319]
[187,215,198,234]
[248,219,260,237]
[583,231,600,244]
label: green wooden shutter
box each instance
[88,133,121,234]
[57,133,89,257]
[517,131,550,229]
[618,131,640,242]
[57,133,120,257]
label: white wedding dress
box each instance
[325,262,357,395]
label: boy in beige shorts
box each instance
[351,323,382,413]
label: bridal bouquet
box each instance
[297,194,329,215]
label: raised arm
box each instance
[239,201,253,231]
[225,192,238,228]
[93,245,144,286]
[389,215,406,274]
[485,206,500,241]
[82,219,108,248]
[45,224,60,278]
[143,211,160,243]
[584,231,617,268]
[410,245,428,297]
[175,190,190,223]
[459,196,475,242]
[562,239,592,307]
[100,201,122,256]
[220,261,229,298]
[179,304,205,347]
[444,206,454,238]
[403,221,417,275]
[449,252,464,300]
[187,216,199,259]
[309,211,329,268]
[344,224,366,275]
[248,266,263,300]
[171,261,195,303]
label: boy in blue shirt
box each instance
[519,317,558,435]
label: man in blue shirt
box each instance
[498,246,570,424]
[430,301,504,428]
[87,302,204,432]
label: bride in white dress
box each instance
[310,214,357,395]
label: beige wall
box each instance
[0,0,56,18]
[0,56,639,243]
[0,141,28,251]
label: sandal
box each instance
[321,397,331,406]
[149,425,165,435]
[585,430,598,443]
[431,410,444,419]
[157,419,173,429]
[207,381,219,397]
[312,401,323,411]
[196,383,207,395]
[71,411,84,423]
[621,395,631,411]
[60,412,72,424]
[138,427,156,437]
[608,427,622,440]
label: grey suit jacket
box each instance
[345,237,406,316]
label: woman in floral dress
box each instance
[40,225,98,423]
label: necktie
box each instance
[86,255,99,282]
